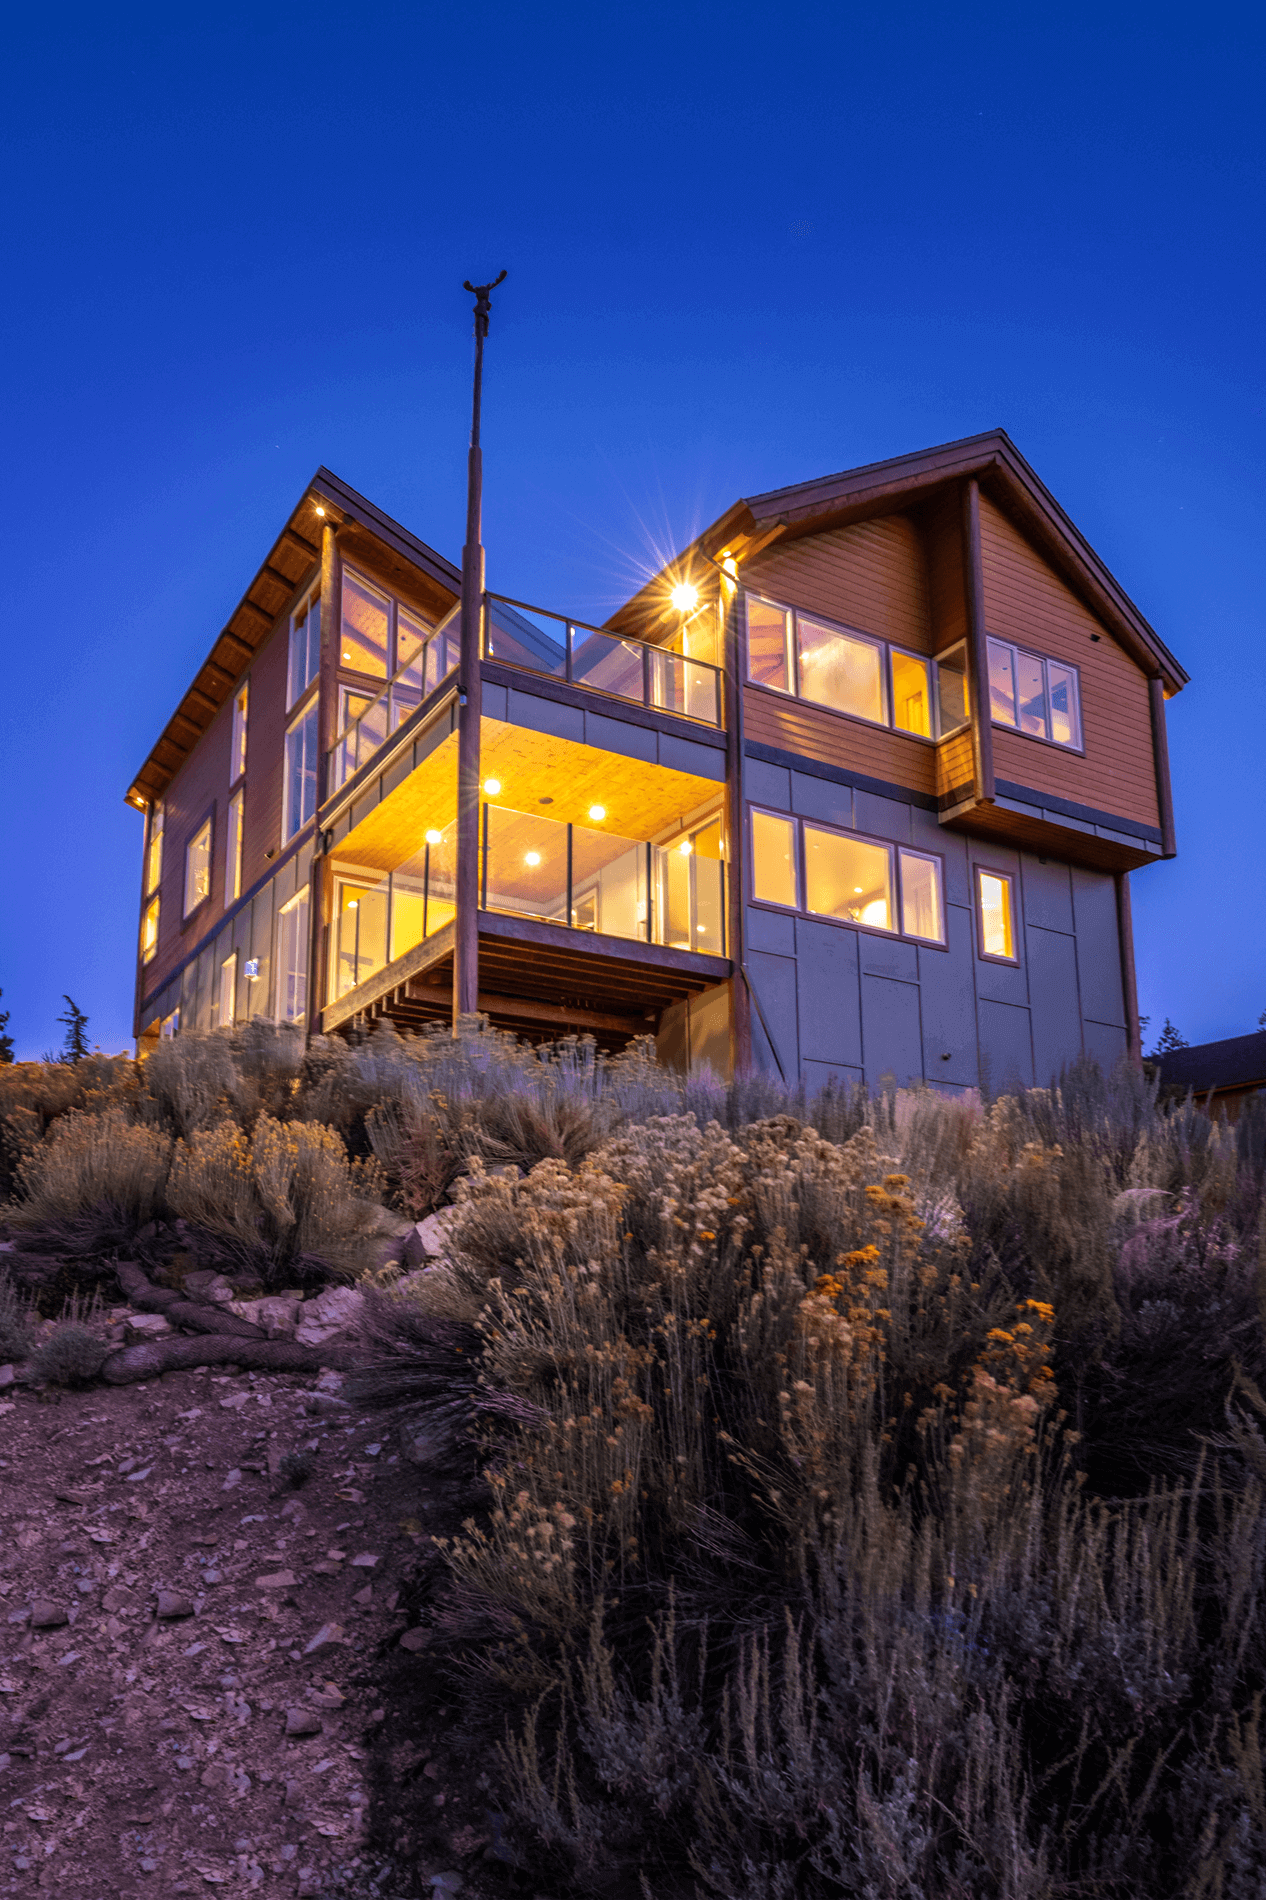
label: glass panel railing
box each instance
[484,599,567,678]
[481,803,723,953]
[327,607,459,796]
[484,594,723,728]
[327,821,458,1005]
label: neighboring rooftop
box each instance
[1155,1030,1266,1104]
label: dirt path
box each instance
[0,1361,505,1899]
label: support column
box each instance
[961,478,995,804]
[307,517,342,1039]
[453,271,505,1029]
[1149,675,1178,858]
[1115,870,1143,1067]
[722,575,752,1076]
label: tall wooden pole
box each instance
[453,271,506,1028]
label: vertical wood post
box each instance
[1115,870,1143,1067]
[961,478,995,804]
[723,578,752,1076]
[1149,676,1177,858]
[453,272,504,1028]
[307,517,341,1039]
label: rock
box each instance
[352,1586,373,1606]
[0,1365,14,1389]
[402,1426,447,1469]
[125,1313,172,1343]
[427,1873,464,1896]
[294,1286,365,1345]
[155,1591,195,1620]
[227,1294,299,1338]
[398,1628,430,1652]
[303,1394,349,1416]
[101,1586,135,1613]
[301,1621,345,1656]
[183,1271,236,1304]
[315,1369,344,1393]
[293,1321,342,1347]
[349,1552,379,1569]
[405,1210,456,1267]
[284,1707,323,1737]
[29,1600,68,1630]
[254,1571,296,1590]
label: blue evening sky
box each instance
[1,2,1262,1060]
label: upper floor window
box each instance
[339,566,441,684]
[976,867,1017,961]
[750,807,945,945]
[184,816,212,917]
[744,594,968,742]
[284,703,318,840]
[987,638,1082,749]
[226,787,244,903]
[140,895,160,964]
[288,591,321,708]
[145,801,164,896]
[230,682,249,783]
[277,886,310,1023]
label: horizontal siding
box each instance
[922,488,967,651]
[979,495,1159,829]
[937,728,975,800]
[240,612,291,894]
[744,687,936,798]
[746,513,932,653]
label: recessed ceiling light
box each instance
[525,851,541,867]
[588,805,605,821]
[484,778,501,795]
[425,829,442,845]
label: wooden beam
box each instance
[280,526,320,558]
[962,479,995,804]
[1149,676,1177,857]
[237,598,274,627]
[1116,872,1142,1067]
[402,983,645,1036]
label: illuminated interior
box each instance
[891,649,932,737]
[797,616,886,724]
[340,569,391,677]
[751,809,797,907]
[805,826,893,930]
[977,869,1015,959]
[752,807,946,944]
[327,716,725,1002]
[746,597,793,693]
[184,818,212,916]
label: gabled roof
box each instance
[612,430,1187,693]
[125,469,460,811]
[1156,1031,1266,1097]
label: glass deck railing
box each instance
[485,596,724,728]
[481,803,725,955]
[328,606,460,794]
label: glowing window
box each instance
[804,826,894,931]
[899,849,944,943]
[288,593,321,708]
[891,650,933,738]
[340,570,390,678]
[977,868,1016,961]
[184,818,212,917]
[987,638,1016,726]
[141,894,160,964]
[230,682,249,783]
[225,788,244,903]
[751,810,798,908]
[145,801,164,897]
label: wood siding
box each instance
[979,495,1159,828]
[745,513,932,653]
[920,488,967,652]
[744,687,936,798]
[937,728,975,803]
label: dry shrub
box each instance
[0,1274,35,1361]
[0,1055,136,1199]
[350,1073,1266,1898]
[165,1113,386,1287]
[134,1020,306,1139]
[7,1107,172,1255]
[29,1320,109,1386]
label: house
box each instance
[127,430,1186,1092]
[1153,1032,1266,1120]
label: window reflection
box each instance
[798,617,886,723]
[987,638,1016,725]
[340,572,390,677]
[804,827,894,931]
[899,850,943,942]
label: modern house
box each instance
[127,431,1186,1091]
[1153,1032,1266,1121]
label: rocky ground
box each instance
[0,1280,552,1900]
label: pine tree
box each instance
[56,995,90,1064]
[0,989,13,1065]
[1150,1017,1189,1056]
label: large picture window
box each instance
[986,638,1082,749]
[184,816,212,917]
[751,807,946,945]
[745,594,970,741]
[284,704,318,840]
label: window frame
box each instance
[218,951,238,1029]
[183,809,215,922]
[283,702,319,843]
[985,636,1084,753]
[339,562,443,686]
[288,585,322,712]
[743,592,967,746]
[225,786,244,904]
[145,800,164,898]
[747,805,948,950]
[230,681,249,785]
[276,884,310,1024]
[974,864,1020,965]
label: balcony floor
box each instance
[321,910,731,1050]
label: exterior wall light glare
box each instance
[670,583,698,612]
[425,829,443,845]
